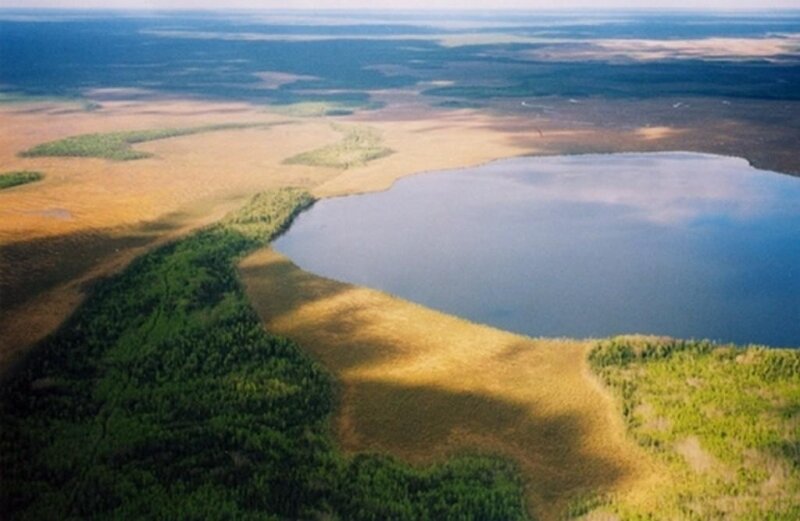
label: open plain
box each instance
[3,93,799,374]
[1,9,799,520]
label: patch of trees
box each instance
[1,189,528,520]
[20,124,265,161]
[283,125,393,169]
[590,335,800,382]
[0,170,43,190]
[587,335,800,518]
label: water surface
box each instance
[275,153,800,347]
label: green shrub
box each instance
[284,124,393,169]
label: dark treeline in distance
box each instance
[2,13,800,108]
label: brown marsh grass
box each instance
[3,93,799,516]
[238,249,658,520]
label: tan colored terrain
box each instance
[1,92,798,517]
[0,99,343,368]
[0,100,338,242]
[516,36,800,62]
[1,98,598,369]
[239,249,657,520]
[0,99,548,370]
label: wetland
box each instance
[276,152,800,346]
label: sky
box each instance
[3,0,800,10]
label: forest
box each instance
[0,170,43,190]
[588,336,800,519]
[0,188,528,520]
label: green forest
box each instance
[283,125,393,169]
[19,124,269,161]
[0,188,528,520]
[0,170,43,190]
[589,336,800,519]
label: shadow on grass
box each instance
[0,208,207,313]
[0,231,153,312]
[239,249,641,519]
[348,378,630,499]
[238,254,404,371]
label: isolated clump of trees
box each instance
[0,188,528,520]
[283,124,393,169]
[0,170,43,190]
[20,123,264,161]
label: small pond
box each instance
[274,153,800,347]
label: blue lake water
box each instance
[274,153,800,347]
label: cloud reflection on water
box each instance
[275,152,800,346]
[480,153,780,225]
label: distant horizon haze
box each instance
[3,1,800,11]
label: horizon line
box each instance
[2,6,800,13]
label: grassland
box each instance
[3,92,800,521]
[0,92,100,111]
[284,124,393,169]
[3,14,800,520]
[435,100,486,110]
[19,123,268,161]
[239,249,653,521]
[587,336,800,519]
[240,247,800,520]
[0,171,43,190]
[0,189,528,520]
[268,100,382,117]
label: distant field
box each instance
[0,91,100,111]
[588,336,800,519]
[0,171,42,190]
[284,125,393,169]
[270,101,355,117]
[421,60,800,101]
[19,123,270,161]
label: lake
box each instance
[274,153,800,347]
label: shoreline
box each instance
[3,94,800,370]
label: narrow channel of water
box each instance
[274,153,800,347]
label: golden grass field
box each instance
[0,99,342,368]
[0,96,593,369]
[238,249,659,520]
[2,93,799,518]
